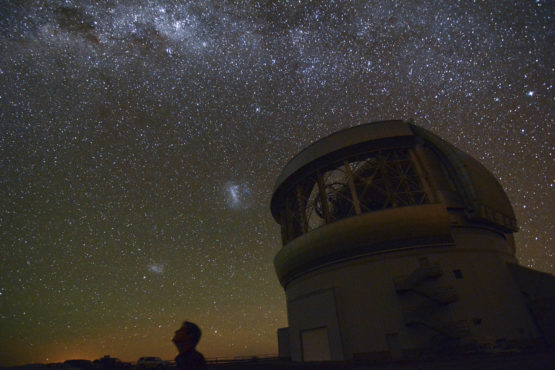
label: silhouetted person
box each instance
[172,321,207,370]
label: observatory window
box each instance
[285,192,305,240]
[282,148,430,243]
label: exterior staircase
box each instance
[395,260,468,341]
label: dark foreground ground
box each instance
[209,350,554,369]
[5,349,555,370]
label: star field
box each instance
[0,0,553,365]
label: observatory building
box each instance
[271,120,555,361]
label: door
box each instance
[301,327,331,361]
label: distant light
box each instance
[229,185,239,204]
[526,91,535,97]
[225,182,250,209]
[149,263,164,274]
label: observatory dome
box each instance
[271,120,552,362]
[271,120,517,286]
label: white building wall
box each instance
[284,227,540,360]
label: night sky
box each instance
[0,0,553,366]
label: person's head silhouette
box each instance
[172,321,202,354]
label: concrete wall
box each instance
[284,227,540,361]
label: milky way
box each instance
[0,0,553,365]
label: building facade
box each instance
[271,120,554,361]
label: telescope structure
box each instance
[271,120,555,361]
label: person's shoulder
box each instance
[176,351,206,370]
[175,352,187,364]
[190,350,207,369]
[192,349,206,361]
